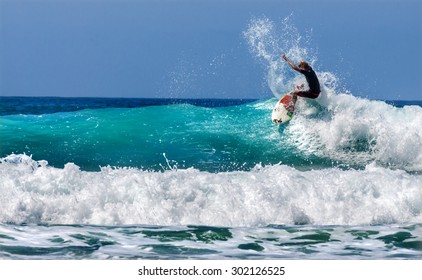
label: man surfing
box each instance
[281,54,321,105]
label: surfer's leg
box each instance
[285,91,298,114]
[291,91,298,105]
[296,90,320,99]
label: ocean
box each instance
[0,96,421,260]
[1,16,421,261]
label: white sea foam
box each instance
[1,154,421,226]
[288,94,422,171]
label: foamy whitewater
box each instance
[0,16,421,259]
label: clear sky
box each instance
[1,0,421,100]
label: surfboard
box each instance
[272,94,295,124]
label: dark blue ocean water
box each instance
[0,97,258,116]
[1,96,419,116]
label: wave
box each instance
[0,154,421,226]
[0,102,293,171]
[1,96,422,172]
[288,95,422,172]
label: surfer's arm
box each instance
[281,54,301,72]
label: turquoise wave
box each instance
[1,97,422,172]
[0,100,319,171]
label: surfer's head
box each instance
[298,61,311,70]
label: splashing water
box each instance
[244,15,317,99]
[244,16,422,171]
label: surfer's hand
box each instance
[281,54,287,60]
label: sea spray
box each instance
[244,15,317,99]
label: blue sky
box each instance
[1,0,421,100]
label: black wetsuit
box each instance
[298,68,320,99]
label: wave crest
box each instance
[1,154,421,226]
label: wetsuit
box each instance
[297,68,320,99]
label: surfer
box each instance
[281,54,320,103]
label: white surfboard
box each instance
[272,94,295,124]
